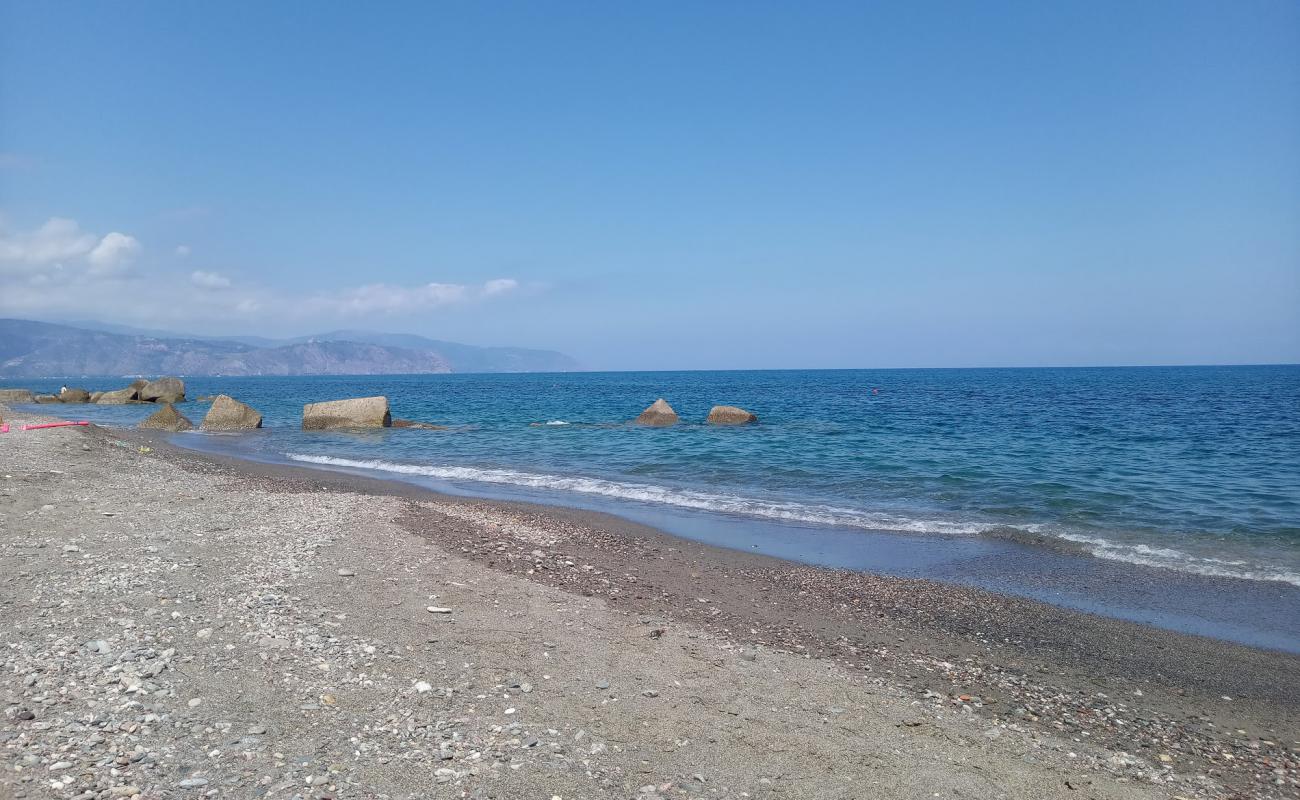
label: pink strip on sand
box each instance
[21,421,91,431]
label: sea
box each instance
[7,365,1300,651]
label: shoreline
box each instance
[129,420,1300,791]
[15,394,1300,652]
[173,426,1300,655]
[3,409,1299,797]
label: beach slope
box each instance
[1,410,1295,798]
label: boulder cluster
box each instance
[5,383,760,434]
[140,394,265,433]
[19,377,188,407]
[633,398,758,426]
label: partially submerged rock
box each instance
[96,387,138,404]
[635,398,679,427]
[139,403,193,432]
[201,395,263,430]
[302,396,391,430]
[139,377,186,404]
[392,418,448,430]
[0,389,35,404]
[707,405,758,425]
[34,394,61,404]
[59,387,91,403]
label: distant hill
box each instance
[0,319,580,377]
[294,330,581,374]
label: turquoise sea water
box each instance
[8,366,1300,648]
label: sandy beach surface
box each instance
[2,408,1297,800]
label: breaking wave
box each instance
[285,453,1300,588]
[286,453,1000,535]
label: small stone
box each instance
[596,680,609,690]
[337,568,356,576]
[177,777,209,788]
[415,681,433,693]
[187,698,203,707]
[15,708,35,721]
[49,761,74,771]
[642,690,659,698]
[426,606,452,614]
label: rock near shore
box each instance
[302,396,391,430]
[635,398,679,427]
[0,389,35,404]
[96,386,139,405]
[139,402,194,432]
[58,387,91,403]
[139,377,186,404]
[201,395,263,430]
[707,405,758,425]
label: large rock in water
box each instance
[139,403,193,432]
[96,387,138,404]
[34,394,61,404]
[635,398,679,427]
[707,405,758,425]
[139,377,185,403]
[201,395,263,430]
[302,396,391,430]
[59,387,91,403]
[0,389,35,404]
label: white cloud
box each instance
[0,217,98,267]
[482,278,519,296]
[86,232,141,274]
[0,212,533,331]
[191,270,232,289]
[310,282,469,315]
[305,278,522,316]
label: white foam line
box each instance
[285,453,996,535]
[1057,533,1300,588]
[286,452,1300,588]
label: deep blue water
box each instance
[7,366,1300,648]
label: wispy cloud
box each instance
[306,278,519,316]
[0,212,528,333]
[191,270,232,289]
[482,277,519,296]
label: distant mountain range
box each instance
[0,319,581,377]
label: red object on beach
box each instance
[21,421,90,431]
[0,424,9,433]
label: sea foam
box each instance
[286,453,998,535]
[285,452,1300,588]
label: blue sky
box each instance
[1,1,1297,369]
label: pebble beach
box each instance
[2,406,1298,799]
